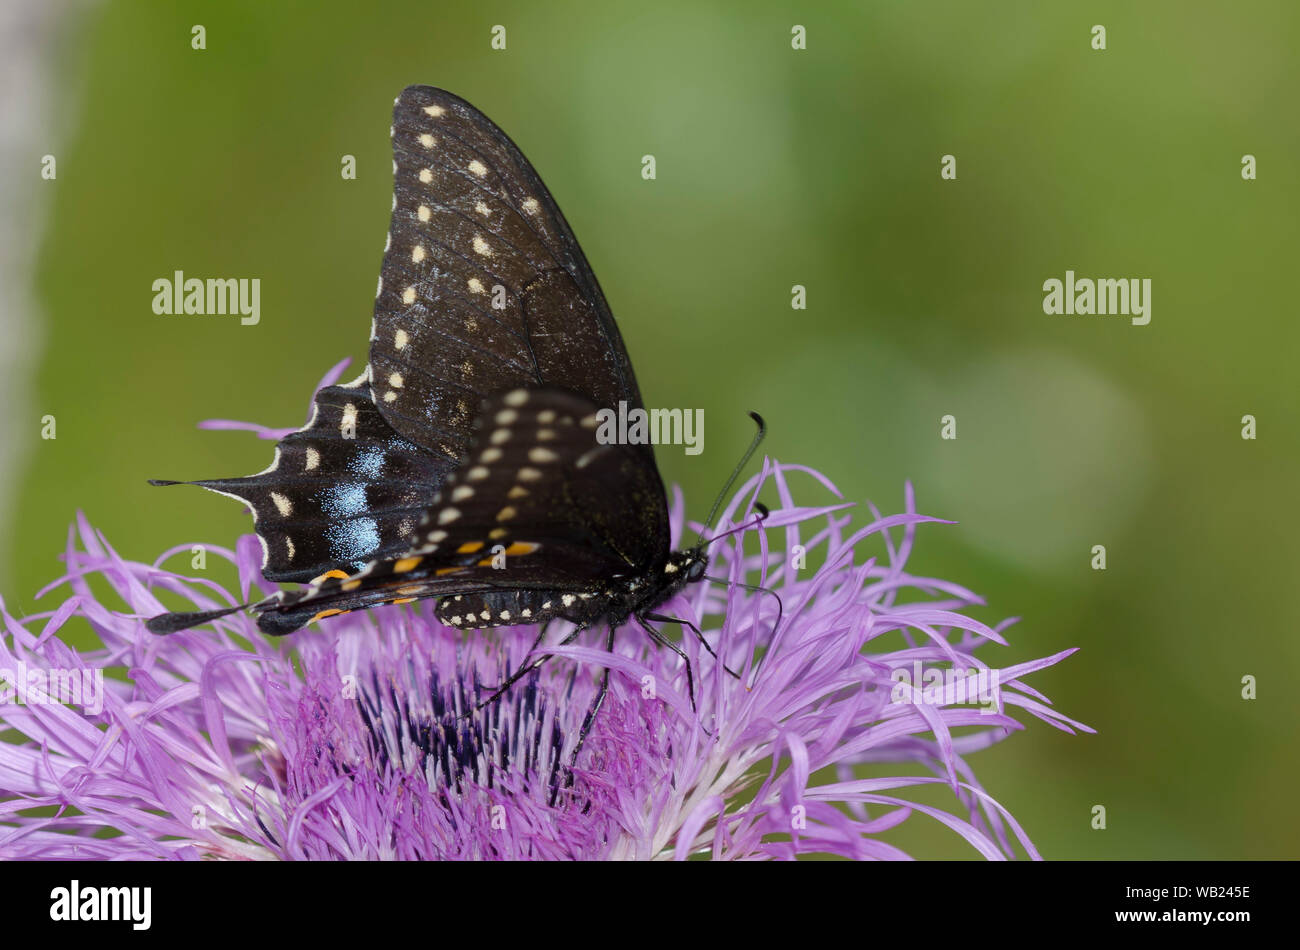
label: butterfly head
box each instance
[664,546,709,585]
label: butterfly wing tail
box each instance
[145,604,248,636]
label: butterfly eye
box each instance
[686,559,706,583]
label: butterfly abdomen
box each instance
[436,589,605,630]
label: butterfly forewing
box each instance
[370,86,646,460]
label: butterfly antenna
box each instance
[697,411,766,544]
[704,502,769,548]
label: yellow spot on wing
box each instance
[312,569,350,584]
[310,609,344,622]
[394,557,422,573]
[436,567,466,577]
[504,542,538,556]
[457,541,485,554]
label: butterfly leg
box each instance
[635,614,700,721]
[642,611,743,681]
[549,624,610,807]
[570,628,615,764]
[473,622,553,713]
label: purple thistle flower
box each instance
[0,459,1091,860]
[0,359,1091,859]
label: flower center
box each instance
[356,664,571,798]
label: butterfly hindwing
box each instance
[249,387,669,634]
[155,375,449,582]
[370,86,646,461]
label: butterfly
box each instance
[147,86,767,715]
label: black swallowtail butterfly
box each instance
[147,86,766,700]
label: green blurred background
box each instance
[4,0,1297,858]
